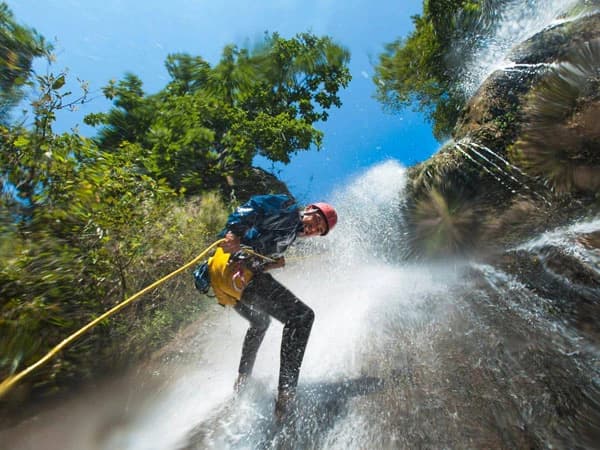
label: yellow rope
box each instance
[240,247,313,264]
[240,247,276,263]
[0,238,225,400]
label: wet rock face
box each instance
[456,11,600,146]
[490,244,600,341]
[511,11,600,65]
[454,69,540,147]
[394,10,600,445]
[404,11,600,257]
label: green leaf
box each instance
[52,75,66,90]
[14,135,30,149]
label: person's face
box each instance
[301,208,328,236]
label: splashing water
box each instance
[458,0,582,96]
[312,160,409,263]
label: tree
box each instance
[84,74,156,150]
[85,32,351,195]
[164,53,211,95]
[0,7,237,399]
[0,3,50,122]
[373,0,482,140]
[1,68,177,390]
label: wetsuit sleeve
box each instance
[221,196,264,237]
[218,195,298,256]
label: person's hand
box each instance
[264,256,285,271]
[221,231,241,254]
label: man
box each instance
[207,194,337,422]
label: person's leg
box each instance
[242,272,315,415]
[233,300,271,389]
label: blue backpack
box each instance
[192,262,210,294]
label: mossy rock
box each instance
[404,11,600,257]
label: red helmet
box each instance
[309,202,338,235]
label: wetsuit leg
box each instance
[240,272,315,395]
[233,301,271,376]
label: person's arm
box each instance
[219,197,262,253]
[219,194,297,255]
[262,256,285,271]
[224,197,264,236]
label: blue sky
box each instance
[8,0,439,202]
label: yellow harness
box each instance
[207,247,255,306]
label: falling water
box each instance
[455,139,553,205]
[457,0,583,96]
[455,141,519,194]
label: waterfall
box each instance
[456,0,583,96]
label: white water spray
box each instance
[459,0,582,96]
[122,161,463,449]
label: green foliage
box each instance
[143,94,223,194]
[84,74,155,150]
[0,3,51,122]
[0,125,180,387]
[85,32,351,195]
[91,192,229,369]
[0,12,348,402]
[373,0,482,140]
[164,53,211,95]
[0,70,89,221]
[0,62,182,392]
